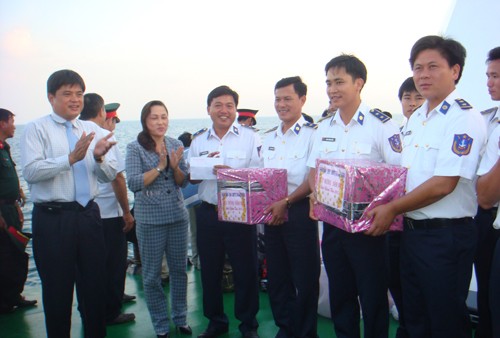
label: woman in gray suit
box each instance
[126,100,191,338]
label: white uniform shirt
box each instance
[306,102,402,168]
[402,90,486,220]
[481,106,499,137]
[262,116,316,194]
[95,145,126,219]
[477,107,500,211]
[21,113,118,203]
[188,123,262,205]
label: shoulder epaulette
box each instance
[264,126,278,134]
[317,111,336,124]
[455,98,473,110]
[481,107,498,116]
[192,128,208,139]
[241,125,259,132]
[303,122,318,129]
[369,108,391,123]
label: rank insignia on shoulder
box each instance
[388,134,402,153]
[455,98,473,110]
[369,109,391,123]
[481,107,498,116]
[192,128,208,139]
[303,122,318,129]
[317,111,336,124]
[199,151,209,156]
[264,126,278,134]
[452,133,473,157]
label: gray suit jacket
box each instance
[126,136,188,225]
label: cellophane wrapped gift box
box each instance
[314,159,407,233]
[217,168,288,224]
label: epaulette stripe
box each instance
[264,126,278,134]
[455,98,473,110]
[369,108,391,123]
[481,107,498,115]
[303,122,318,129]
[192,128,208,139]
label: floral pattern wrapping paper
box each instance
[314,159,407,233]
[217,168,288,224]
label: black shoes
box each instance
[122,293,136,303]
[14,297,37,308]
[176,324,193,335]
[106,312,136,325]
[157,334,170,338]
[197,326,229,338]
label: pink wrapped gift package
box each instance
[217,168,288,224]
[314,158,407,233]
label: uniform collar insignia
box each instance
[357,111,364,125]
[293,123,302,135]
[232,125,239,135]
[439,101,450,114]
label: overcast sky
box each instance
[1,0,497,125]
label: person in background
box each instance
[20,69,117,338]
[188,86,261,338]
[262,76,320,338]
[178,131,201,270]
[366,35,486,338]
[475,46,500,338]
[237,108,258,127]
[104,103,137,304]
[79,95,136,325]
[385,77,425,338]
[307,55,402,338]
[398,77,425,120]
[0,108,37,314]
[126,100,191,338]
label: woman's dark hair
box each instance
[137,100,168,151]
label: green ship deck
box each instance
[1,265,403,338]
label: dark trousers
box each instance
[474,207,500,338]
[265,199,320,338]
[490,239,500,338]
[32,202,106,338]
[386,231,408,338]
[401,217,476,338]
[322,224,389,338]
[102,217,127,321]
[0,230,28,308]
[196,202,259,334]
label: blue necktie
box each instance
[64,121,91,207]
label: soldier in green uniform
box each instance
[0,108,36,314]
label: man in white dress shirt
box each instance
[20,69,117,338]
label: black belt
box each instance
[0,199,17,205]
[201,201,218,212]
[34,200,94,212]
[404,217,472,230]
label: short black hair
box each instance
[178,132,192,148]
[325,54,367,85]
[409,35,467,84]
[487,47,500,62]
[47,69,85,95]
[301,112,314,123]
[0,108,14,122]
[275,76,307,97]
[398,77,419,101]
[207,85,239,107]
[79,93,104,121]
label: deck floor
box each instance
[1,265,402,338]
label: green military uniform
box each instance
[0,140,28,312]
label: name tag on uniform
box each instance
[199,151,209,156]
[268,146,275,151]
[322,137,336,142]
